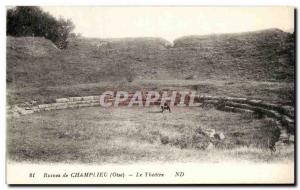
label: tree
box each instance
[55,18,75,48]
[7,6,75,49]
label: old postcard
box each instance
[6,6,295,184]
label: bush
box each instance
[7,6,75,49]
[254,118,281,150]
[263,119,281,148]
[160,136,169,145]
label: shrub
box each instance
[160,136,169,145]
[256,118,281,149]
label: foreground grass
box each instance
[7,106,294,164]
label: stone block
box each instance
[82,96,94,101]
[31,106,41,112]
[45,107,56,111]
[20,109,34,115]
[92,96,101,100]
[77,103,90,107]
[69,97,83,101]
[38,104,51,109]
[51,103,68,107]
[56,98,69,103]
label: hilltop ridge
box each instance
[7,28,295,88]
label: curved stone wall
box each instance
[8,95,294,123]
[8,94,294,147]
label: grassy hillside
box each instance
[172,28,294,81]
[7,28,294,86]
[6,29,295,104]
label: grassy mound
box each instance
[7,36,59,58]
[6,29,295,105]
[7,28,294,88]
[172,28,294,81]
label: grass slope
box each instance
[7,28,294,88]
[6,29,295,105]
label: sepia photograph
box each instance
[5,6,295,184]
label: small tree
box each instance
[54,18,75,49]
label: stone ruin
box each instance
[7,93,294,150]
